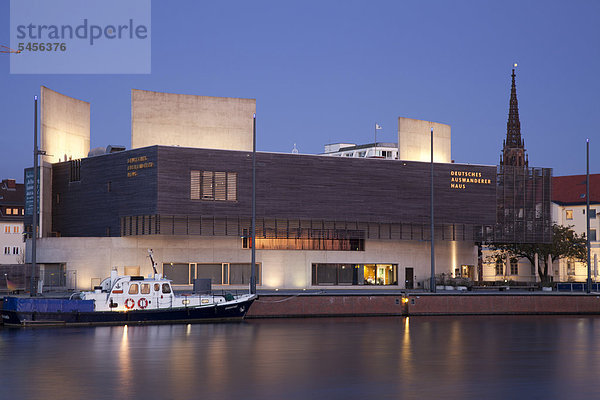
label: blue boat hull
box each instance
[1,298,255,327]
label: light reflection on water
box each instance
[2,316,600,399]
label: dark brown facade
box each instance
[51,146,550,243]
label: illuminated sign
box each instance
[449,170,492,189]
[127,155,154,177]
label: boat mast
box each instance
[148,249,158,276]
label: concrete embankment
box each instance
[246,292,600,318]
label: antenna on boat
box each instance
[148,249,158,276]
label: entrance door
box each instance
[405,267,414,289]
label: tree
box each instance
[487,224,587,283]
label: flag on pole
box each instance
[375,124,382,130]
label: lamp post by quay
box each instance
[586,139,591,293]
[250,113,257,295]
[430,128,436,293]
[31,96,38,296]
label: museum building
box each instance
[28,72,552,290]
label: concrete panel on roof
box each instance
[398,117,451,163]
[40,86,91,164]
[131,89,256,151]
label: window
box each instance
[12,247,19,255]
[510,259,518,275]
[141,284,150,294]
[243,237,365,251]
[163,263,192,284]
[13,226,19,234]
[495,259,504,276]
[5,208,11,215]
[128,283,139,295]
[12,208,18,214]
[591,209,597,219]
[4,226,9,233]
[590,229,597,242]
[567,260,575,276]
[312,263,397,286]
[4,247,9,255]
[162,283,171,294]
[171,263,262,286]
[107,181,112,193]
[565,210,573,220]
[153,283,160,292]
[191,170,237,201]
[69,159,81,182]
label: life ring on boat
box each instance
[124,298,135,309]
[138,298,148,309]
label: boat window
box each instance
[141,284,150,294]
[154,283,160,292]
[162,283,172,294]
[128,283,139,295]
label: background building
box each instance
[552,174,599,281]
[0,179,24,264]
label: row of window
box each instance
[565,209,597,220]
[242,237,365,251]
[495,259,520,276]
[312,264,398,286]
[163,262,260,285]
[3,226,20,234]
[161,262,398,287]
[126,282,171,295]
[3,247,20,255]
[3,208,23,216]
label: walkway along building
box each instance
[27,82,552,291]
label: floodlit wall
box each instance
[40,86,90,237]
[32,236,477,290]
[40,86,91,164]
[398,117,451,163]
[131,89,256,151]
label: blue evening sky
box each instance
[1,0,598,181]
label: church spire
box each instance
[506,68,522,147]
[501,64,528,167]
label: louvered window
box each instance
[202,171,214,200]
[190,171,201,200]
[227,172,237,201]
[191,170,237,201]
[214,172,227,200]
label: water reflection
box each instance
[2,316,600,399]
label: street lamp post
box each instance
[31,96,38,296]
[430,128,436,293]
[250,113,257,295]
[586,139,591,293]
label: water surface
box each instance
[1,316,599,399]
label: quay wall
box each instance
[405,293,600,316]
[246,293,600,318]
[246,294,405,318]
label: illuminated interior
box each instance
[312,263,397,286]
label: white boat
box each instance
[2,252,256,327]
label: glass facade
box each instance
[162,262,260,285]
[311,263,397,286]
